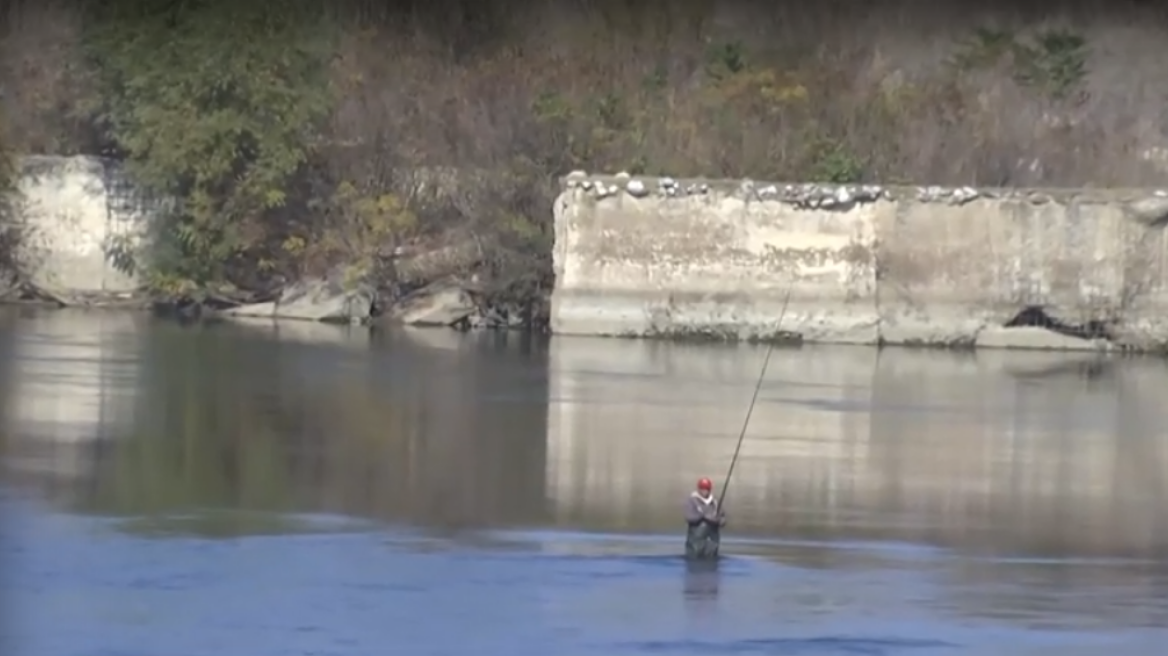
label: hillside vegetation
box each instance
[1,0,1166,320]
[0,102,17,289]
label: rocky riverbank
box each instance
[0,259,549,332]
[0,155,550,331]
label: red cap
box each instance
[697,477,713,490]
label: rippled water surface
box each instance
[2,309,1167,655]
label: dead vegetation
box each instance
[1,0,1167,317]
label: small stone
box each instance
[950,187,979,205]
[615,171,631,179]
[626,180,648,197]
[1128,197,1168,226]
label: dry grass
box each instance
[0,139,17,286]
[3,0,1166,186]
[315,0,1168,190]
[0,0,96,154]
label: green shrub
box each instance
[949,26,1089,99]
[81,0,337,295]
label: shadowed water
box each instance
[1,309,1167,655]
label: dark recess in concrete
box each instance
[1003,305,1112,341]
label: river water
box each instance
[1,309,1166,655]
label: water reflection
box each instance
[0,310,141,444]
[2,309,1168,640]
[545,338,1168,558]
[682,559,721,603]
[1,312,550,532]
[3,311,1168,560]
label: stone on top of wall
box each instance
[562,169,1168,207]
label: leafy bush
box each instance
[949,27,1089,100]
[80,0,337,295]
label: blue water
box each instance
[5,312,1168,654]
[5,495,1164,656]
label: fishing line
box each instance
[717,288,791,509]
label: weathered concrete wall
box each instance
[11,156,149,301]
[551,172,1168,350]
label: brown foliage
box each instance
[0,0,97,154]
[0,126,15,284]
[312,0,1168,187]
[3,0,1168,306]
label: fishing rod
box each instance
[717,288,791,509]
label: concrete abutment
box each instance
[550,172,1168,351]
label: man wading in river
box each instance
[684,477,726,560]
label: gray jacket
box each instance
[684,492,723,525]
[684,492,726,559]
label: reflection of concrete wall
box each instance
[551,174,1168,350]
[2,310,143,443]
[1,315,551,526]
[546,338,877,526]
[545,337,1168,555]
[862,351,1167,555]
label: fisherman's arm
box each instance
[684,498,705,525]
[701,505,727,527]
